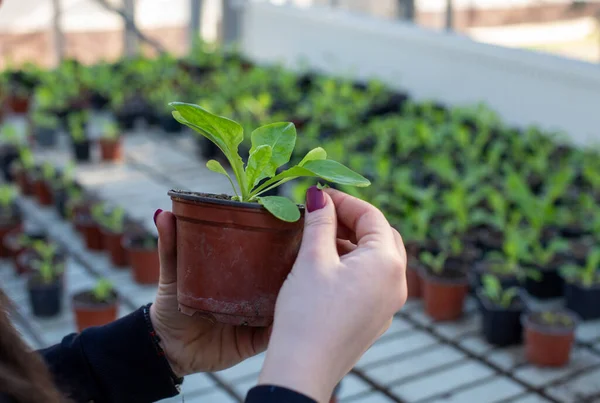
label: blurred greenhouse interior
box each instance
[1,1,600,403]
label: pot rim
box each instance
[562,277,600,291]
[72,290,119,310]
[521,309,579,335]
[121,233,157,251]
[475,288,524,313]
[419,265,468,286]
[168,189,306,212]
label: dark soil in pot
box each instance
[564,281,600,320]
[99,138,123,162]
[72,290,119,332]
[123,233,159,284]
[525,265,564,299]
[523,310,578,367]
[27,275,63,318]
[71,139,92,163]
[101,228,128,267]
[32,179,53,206]
[476,289,523,347]
[169,190,305,326]
[420,266,469,321]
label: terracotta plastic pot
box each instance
[421,267,469,321]
[124,235,159,284]
[523,310,578,367]
[99,138,123,162]
[72,291,119,332]
[4,228,46,274]
[33,179,53,206]
[169,190,305,326]
[76,216,104,251]
[102,229,128,267]
[14,169,33,196]
[0,221,22,257]
[8,95,30,114]
[406,264,422,299]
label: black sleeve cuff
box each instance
[246,385,318,403]
[40,307,180,403]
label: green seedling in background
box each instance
[0,185,17,209]
[93,278,114,303]
[170,103,370,222]
[419,251,448,275]
[560,248,600,287]
[92,204,126,233]
[103,121,120,140]
[480,274,519,308]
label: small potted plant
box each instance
[26,241,65,318]
[31,110,59,148]
[523,238,569,299]
[123,230,159,284]
[522,309,578,367]
[4,229,47,275]
[31,162,55,206]
[0,124,23,182]
[476,274,523,346]
[50,162,77,218]
[168,103,369,326]
[560,248,600,320]
[76,202,104,251]
[0,185,22,258]
[99,121,123,162]
[68,112,91,163]
[72,278,119,332]
[12,147,35,196]
[93,204,128,267]
[419,248,469,321]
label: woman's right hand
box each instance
[259,187,407,403]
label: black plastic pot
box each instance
[477,290,523,347]
[27,277,63,318]
[34,127,58,147]
[0,145,20,182]
[159,114,183,133]
[52,186,68,218]
[565,282,600,320]
[471,262,521,290]
[71,139,92,162]
[116,112,136,131]
[525,267,564,299]
[196,136,219,160]
[89,92,110,110]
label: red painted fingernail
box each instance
[153,209,163,226]
[306,186,326,212]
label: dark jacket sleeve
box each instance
[38,307,180,403]
[246,386,318,403]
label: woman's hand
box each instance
[149,210,271,377]
[258,187,407,403]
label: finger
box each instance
[336,239,357,256]
[337,223,357,244]
[155,210,177,284]
[296,186,338,263]
[325,189,395,249]
[391,227,407,266]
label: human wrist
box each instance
[258,338,336,403]
[148,304,186,378]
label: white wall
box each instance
[241,2,600,145]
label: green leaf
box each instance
[299,147,327,166]
[246,145,273,192]
[170,103,248,198]
[257,196,301,222]
[302,160,371,187]
[207,160,239,198]
[250,122,296,180]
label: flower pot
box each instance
[14,169,33,196]
[33,179,53,206]
[76,215,104,251]
[124,234,159,284]
[71,139,92,163]
[159,114,183,133]
[476,290,523,347]
[421,267,469,321]
[406,264,422,299]
[525,266,564,300]
[0,145,20,182]
[4,227,46,272]
[564,281,600,320]
[102,229,128,267]
[169,190,305,326]
[0,220,22,258]
[8,95,30,114]
[34,127,58,148]
[52,186,68,218]
[523,310,578,367]
[471,261,520,290]
[27,276,63,318]
[72,290,119,332]
[99,138,123,162]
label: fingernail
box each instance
[306,186,326,212]
[153,209,163,226]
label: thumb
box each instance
[297,186,338,262]
[154,209,177,284]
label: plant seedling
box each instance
[68,112,87,143]
[480,274,519,308]
[0,185,17,209]
[539,311,574,328]
[29,241,63,285]
[170,103,370,222]
[92,278,114,303]
[92,204,126,233]
[18,147,35,171]
[103,121,120,140]
[560,248,600,287]
[420,251,448,275]
[41,162,55,182]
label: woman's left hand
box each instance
[149,210,271,377]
